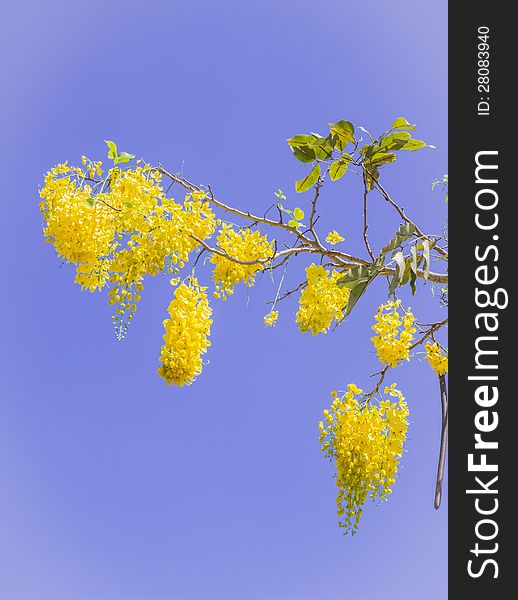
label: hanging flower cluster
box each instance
[425,342,448,376]
[39,163,118,291]
[211,225,274,299]
[39,122,448,534]
[40,159,216,339]
[371,300,416,367]
[296,264,350,335]
[157,278,212,387]
[319,384,409,533]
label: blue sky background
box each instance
[0,1,448,599]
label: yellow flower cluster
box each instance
[425,342,448,376]
[264,310,279,327]
[39,163,119,291]
[371,300,416,367]
[325,230,345,245]
[157,278,212,387]
[296,264,350,335]
[40,161,216,339]
[319,384,409,533]
[211,225,274,299]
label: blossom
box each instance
[320,384,409,533]
[40,160,216,339]
[296,264,350,335]
[325,230,345,245]
[264,310,279,327]
[211,225,274,299]
[371,299,416,367]
[157,278,212,387]
[425,342,448,376]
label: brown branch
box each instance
[410,318,448,350]
[434,374,448,509]
[370,175,448,259]
[190,235,338,267]
[364,365,390,403]
[308,176,325,247]
[267,281,307,304]
[158,167,307,239]
[97,197,122,212]
[362,175,375,261]
[158,166,448,284]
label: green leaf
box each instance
[371,151,397,167]
[408,246,418,295]
[293,207,305,220]
[345,281,369,315]
[105,140,118,160]
[363,161,380,191]
[364,143,382,159]
[85,197,95,207]
[329,120,355,142]
[409,270,417,295]
[277,202,292,215]
[388,274,399,296]
[329,156,351,181]
[329,120,355,151]
[337,265,371,289]
[292,145,317,163]
[106,140,135,164]
[312,143,334,160]
[288,219,300,229]
[400,257,412,286]
[391,117,416,131]
[310,135,330,145]
[287,134,319,147]
[400,138,426,151]
[295,163,321,193]
[381,223,417,255]
[338,260,385,316]
[115,151,136,164]
[379,131,411,151]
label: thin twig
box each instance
[191,248,206,270]
[410,318,448,350]
[369,172,448,259]
[362,175,375,260]
[158,166,448,284]
[267,281,307,304]
[364,365,390,403]
[190,235,336,267]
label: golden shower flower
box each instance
[157,278,212,387]
[371,300,416,367]
[264,310,279,327]
[296,264,350,335]
[320,384,409,533]
[211,225,274,299]
[425,342,448,376]
[325,230,345,245]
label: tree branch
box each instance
[362,175,375,260]
[434,374,448,509]
[369,174,448,259]
[158,166,448,284]
[410,318,448,350]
